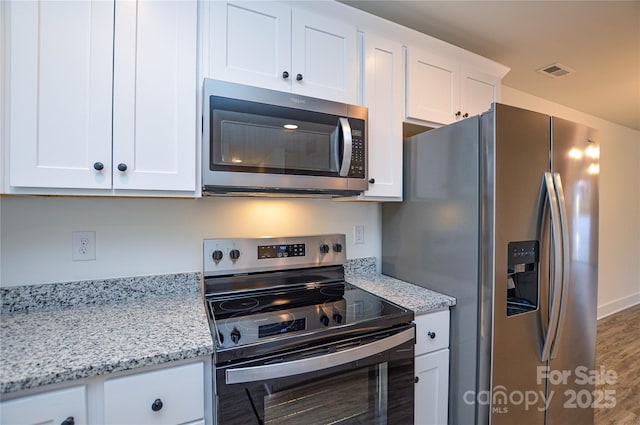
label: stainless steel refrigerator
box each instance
[382,103,599,425]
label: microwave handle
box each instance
[225,327,414,384]
[334,117,353,177]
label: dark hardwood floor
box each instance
[594,303,640,425]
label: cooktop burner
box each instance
[209,283,344,320]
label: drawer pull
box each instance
[151,398,163,412]
[60,417,75,425]
[427,331,436,339]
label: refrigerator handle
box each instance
[539,172,563,362]
[550,173,571,358]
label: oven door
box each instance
[214,326,415,425]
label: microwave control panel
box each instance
[349,123,366,178]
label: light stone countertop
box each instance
[348,274,456,314]
[0,294,214,395]
[1,261,455,395]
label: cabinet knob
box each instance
[151,398,163,412]
[60,417,75,425]
[427,331,436,339]
[93,162,104,171]
[117,163,127,172]
[296,73,303,81]
[414,376,420,383]
[455,111,461,117]
[368,178,375,184]
[463,113,469,118]
[282,71,289,79]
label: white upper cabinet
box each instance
[460,66,501,118]
[210,1,291,93]
[113,0,197,192]
[4,0,198,195]
[406,46,506,125]
[208,1,358,104]
[406,48,460,125]
[289,8,357,103]
[6,0,114,190]
[359,32,404,200]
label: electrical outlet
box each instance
[354,225,364,245]
[72,231,96,261]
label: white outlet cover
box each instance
[72,231,96,261]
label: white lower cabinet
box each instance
[414,310,450,425]
[104,362,204,425]
[0,385,87,425]
[415,349,449,425]
[0,360,207,425]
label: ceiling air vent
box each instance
[537,62,575,78]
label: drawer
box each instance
[0,385,87,425]
[414,310,450,356]
[104,362,204,425]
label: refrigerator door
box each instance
[545,117,599,425]
[486,104,551,424]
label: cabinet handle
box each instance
[151,398,163,412]
[282,71,289,79]
[463,113,469,118]
[414,376,420,384]
[296,73,303,81]
[368,178,375,184]
[93,162,104,171]
[427,331,436,339]
[455,111,461,118]
[60,417,75,425]
[117,163,127,172]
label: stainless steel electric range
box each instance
[202,234,415,425]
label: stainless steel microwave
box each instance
[202,79,368,197]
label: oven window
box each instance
[264,367,373,424]
[216,350,414,425]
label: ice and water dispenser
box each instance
[507,241,539,316]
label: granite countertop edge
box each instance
[1,264,455,395]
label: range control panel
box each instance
[203,234,347,276]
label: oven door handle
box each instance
[225,327,415,385]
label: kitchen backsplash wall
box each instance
[0,196,381,287]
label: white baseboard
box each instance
[597,293,640,319]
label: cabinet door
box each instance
[104,362,204,425]
[415,349,449,425]
[460,67,501,118]
[406,48,459,125]
[209,1,291,92]
[7,0,113,189]
[113,0,197,191]
[0,386,87,425]
[361,34,403,199]
[291,9,357,104]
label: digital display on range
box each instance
[259,318,306,338]
[258,243,305,259]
